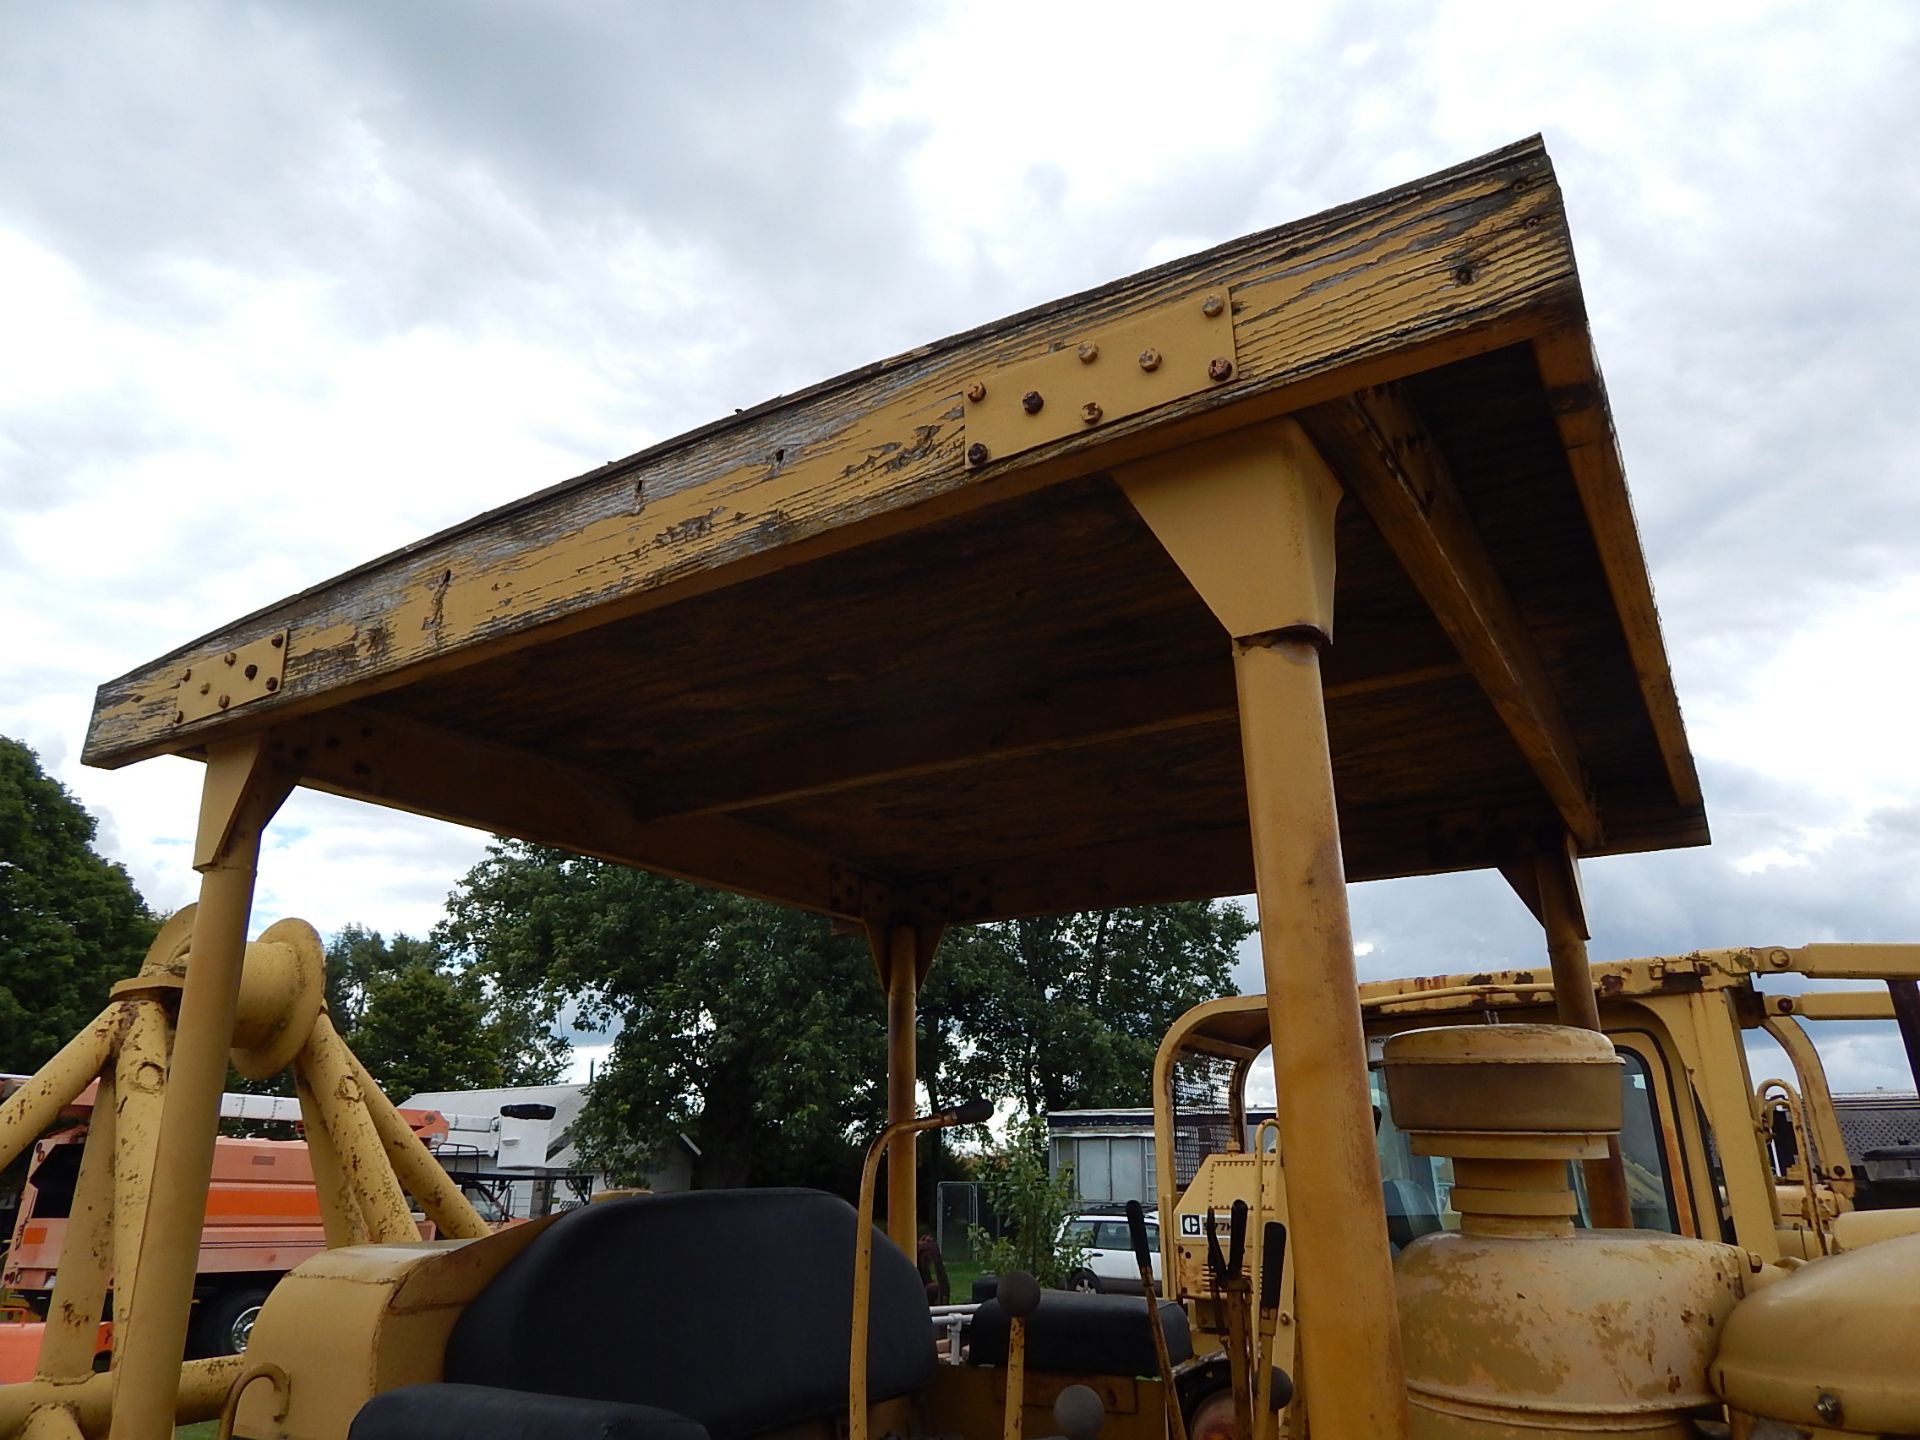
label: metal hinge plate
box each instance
[170,631,289,725]
[963,289,1238,466]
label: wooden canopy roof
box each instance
[83,137,1705,927]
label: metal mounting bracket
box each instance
[171,631,289,725]
[963,289,1238,466]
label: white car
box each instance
[1061,1211,1161,1294]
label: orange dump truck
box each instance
[0,1081,457,1375]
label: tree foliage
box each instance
[436,841,887,1189]
[928,904,1251,1116]
[0,737,157,1073]
[437,839,1248,1207]
[970,1113,1087,1288]
[323,924,569,1101]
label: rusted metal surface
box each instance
[170,631,287,726]
[1119,422,1408,1439]
[964,290,1237,460]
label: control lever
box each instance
[998,1271,1041,1440]
[1254,1221,1292,1439]
[1126,1200,1188,1440]
[1223,1201,1253,1440]
[1052,1384,1105,1440]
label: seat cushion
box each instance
[969,1291,1192,1375]
[351,1383,710,1440]
[445,1189,934,1440]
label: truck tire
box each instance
[192,1285,271,1358]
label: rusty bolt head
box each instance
[1081,401,1103,425]
[198,681,211,696]
[181,667,193,682]
[223,651,237,666]
[1201,294,1224,318]
[271,634,285,648]
[965,381,987,403]
[966,442,990,467]
[1208,356,1234,383]
[218,694,231,709]
[173,710,185,724]
[1137,348,1161,372]
[1021,390,1045,415]
[1767,948,1792,969]
[244,663,258,681]
[1076,343,1099,364]
[1814,1394,1842,1425]
[265,677,281,693]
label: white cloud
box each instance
[3,2,1918,1110]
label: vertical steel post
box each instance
[109,738,291,1440]
[1534,842,1633,1229]
[1120,420,1410,1439]
[885,926,919,1255]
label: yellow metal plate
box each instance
[963,289,1237,464]
[171,630,289,724]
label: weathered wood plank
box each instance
[265,708,871,917]
[87,137,1578,768]
[1301,384,1602,846]
[1532,326,1703,812]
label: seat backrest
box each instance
[446,1188,934,1440]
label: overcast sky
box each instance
[4,2,1917,1091]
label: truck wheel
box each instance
[193,1286,270,1357]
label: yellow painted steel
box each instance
[1535,841,1634,1229]
[0,1359,244,1437]
[16,1406,85,1440]
[1681,990,1781,1262]
[298,1019,422,1245]
[109,737,290,1440]
[884,927,920,1255]
[0,1011,116,1172]
[295,1069,371,1248]
[342,1048,489,1240]
[1120,421,1410,1440]
[36,1070,115,1379]
[1233,641,1408,1438]
[849,1103,980,1440]
[1760,1014,1857,1205]
[109,997,172,1359]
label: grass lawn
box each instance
[943,1258,987,1302]
[176,1422,218,1439]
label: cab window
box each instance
[1368,1040,1681,1238]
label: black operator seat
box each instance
[351,1188,936,1440]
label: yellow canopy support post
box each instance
[867,922,942,1254]
[109,737,293,1440]
[1533,839,1634,1229]
[1119,420,1411,1440]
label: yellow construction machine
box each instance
[5,135,1917,1439]
[1155,946,1920,1438]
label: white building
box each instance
[400,1083,693,1218]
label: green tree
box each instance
[0,737,157,1073]
[930,902,1250,1116]
[970,1113,1087,1288]
[436,841,887,1190]
[323,925,569,1100]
